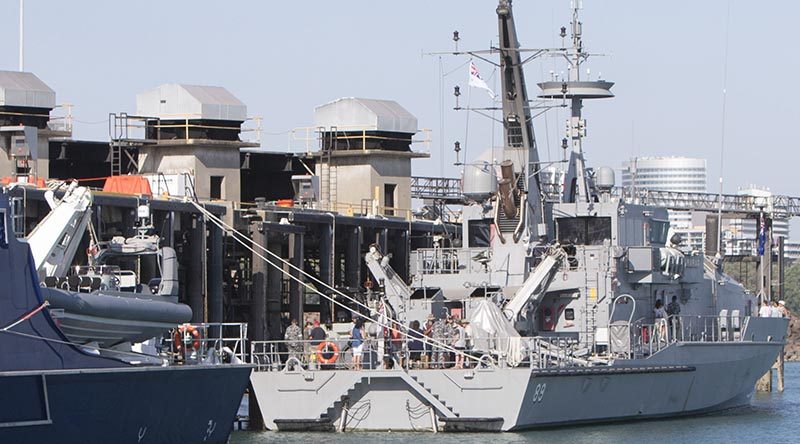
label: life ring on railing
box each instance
[316,341,339,364]
[173,324,201,351]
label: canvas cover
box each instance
[468,299,524,366]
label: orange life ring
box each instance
[316,341,339,364]
[173,324,201,351]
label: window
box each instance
[384,184,396,216]
[468,219,492,247]
[556,217,612,245]
[210,176,224,200]
[564,308,575,321]
[649,219,670,245]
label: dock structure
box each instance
[2,71,455,346]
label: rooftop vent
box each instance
[136,84,247,122]
[0,71,55,110]
[314,97,417,134]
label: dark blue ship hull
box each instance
[0,365,251,444]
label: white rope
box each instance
[185,199,480,363]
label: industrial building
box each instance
[0,70,450,345]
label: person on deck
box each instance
[431,314,451,369]
[654,300,667,343]
[778,301,789,318]
[666,296,681,340]
[453,319,469,369]
[284,319,303,366]
[771,300,783,318]
[758,300,772,318]
[350,318,366,370]
[408,320,424,368]
[422,315,435,369]
[309,319,326,346]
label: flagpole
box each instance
[19,0,24,71]
[463,74,472,166]
[716,0,732,261]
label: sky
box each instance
[0,1,798,205]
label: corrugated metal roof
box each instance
[314,97,417,134]
[136,83,247,121]
[0,70,55,109]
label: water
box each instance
[232,363,800,444]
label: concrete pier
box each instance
[756,346,785,392]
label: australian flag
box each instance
[757,212,766,256]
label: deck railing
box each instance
[412,247,491,275]
[167,322,248,365]
[250,314,760,372]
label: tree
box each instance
[783,260,800,313]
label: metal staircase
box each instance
[321,378,364,422]
[409,375,459,418]
[320,372,459,430]
[496,175,524,233]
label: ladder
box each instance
[10,196,25,237]
[584,253,600,350]
[507,121,524,148]
[319,127,338,210]
[109,143,122,176]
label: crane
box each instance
[26,181,93,279]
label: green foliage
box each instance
[784,260,800,312]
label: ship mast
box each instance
[496,0,545,239]
[565,4,590,202]
[538,1,614,203]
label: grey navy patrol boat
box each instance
[247,0,789,432]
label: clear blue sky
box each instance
[1,1,797,200]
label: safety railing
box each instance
[412,247,491,275]
[167,322,248,365]
[251,336,484,372]
[633,318,670,358]
[629,314,749,359]
[410,176,463,201]
[251,334,593,373]
[249,313,759,374]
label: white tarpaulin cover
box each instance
[468,299,524,366]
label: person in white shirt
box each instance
[654,300,668,342]
[453,320,469,369]
[779,301,789,318]
[771,300,784,318]
[758,300,772,318]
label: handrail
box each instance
[609,294,636,324]
[168,322,248,365]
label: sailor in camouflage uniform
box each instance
[284,318,303,365]
[431,312,454,368]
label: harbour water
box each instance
[232,363,798,444]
